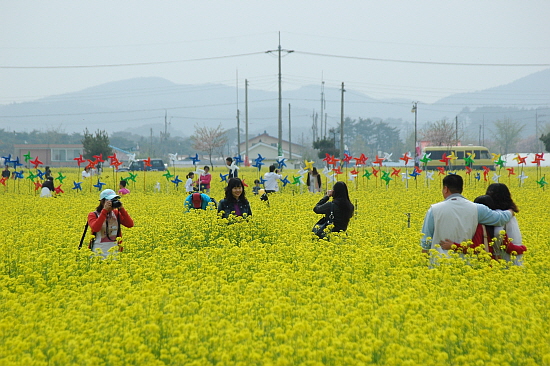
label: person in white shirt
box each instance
[185,172,196,193]
[82,167,91,179]
[263,165,282,193]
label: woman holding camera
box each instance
[313,181,354,237]
[88,189,134,259]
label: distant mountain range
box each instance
[1,68,549,143]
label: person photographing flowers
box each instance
[88,189,134,259]
[313,181,354,238]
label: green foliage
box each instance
[312,137,338,159]
[345,117,404,156]
[81,129,112,160]
[540,133,550,152]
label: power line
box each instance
[0,51,266,69]
[293,51,550,67]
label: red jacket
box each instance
[88,208,134,242]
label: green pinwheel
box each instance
[26,171,37,182]
[420,153,432,165]
[494,156,506,168]
[56,172,67,183]
[381,171,393,185]
[163,169,174,181]
[23,151,32,163]
[127,172,138,182]
[536,176,548,188]
[362,170,372,180]
[463,153,475,166]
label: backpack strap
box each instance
[79,211,99,250]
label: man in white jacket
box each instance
[420,174,514,255]
[263,165,282,193]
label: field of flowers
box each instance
[1,166,550,365]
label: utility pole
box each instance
[236,109,241,157]
[320,80,325,139]
[411,102,418,159]
[266,32,293,157]
[455,116,458,146]
[340,82,345,160]
[236,70,240,158]
[288,103,292,160]
[245,79,249,165]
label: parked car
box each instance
[118,159,166,172]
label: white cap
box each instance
[99,189,119,201]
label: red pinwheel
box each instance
[506,167,515,176]
[439,153,451,166]
[86,159,97,169]
[333,166,343,175]
[373,155,385,166]
[322,153,331,162]
[350,168,359,176]
[322,153,339,165]
[465,166,472,175]
[0,177,7,186]
[437,167,446,175]
[353,153,368,166]
[371,167,380,177]
[400,152,412,165]
[54,185,64,194]
[532,153,544,166]
[34,181,42,191]
[93,153,105,163]
[343,153,353,165]
[241,178,249,187]
[391,168,401,177]
[143,157,152,167]
[514,154,527,165]
[108,152,117,161]
[414,166,423,174]
[30,156,43,169]
[482,166,490,181]
[73,154,86,167]
[111,160,123,169]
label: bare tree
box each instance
[492,118,525,155]
[191,124,227,170]
[420,119,458,146]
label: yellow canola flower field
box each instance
[1,167,550,366]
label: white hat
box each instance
[99,189,119,201]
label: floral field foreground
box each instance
[1,168,550,365]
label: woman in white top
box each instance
[486,183,526,265]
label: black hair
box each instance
[254,179,260,184]
[226,157,233,164]
[442,174,463,194]
[312,167,318,175]
[119,180,127,188]
[474,195,496,238]
[203,165,210,171]
[486,183,519,213]
[269,164,276,172]
[224,177,247,203]
[332,181,354,219]
[186,172,194,179]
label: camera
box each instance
[111,198,122,209]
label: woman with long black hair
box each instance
[486,183,526,265]
[313,181,354,237]
[217,178,252,219]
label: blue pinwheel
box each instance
[233,155,244,165]
[93,179,106,191]
[409,170,420,178]
[276,157,287,169]
[280,175,291,187]
[14,170,24,179]
[259,177,267,185]
[171,175,183,187]
[1,154,12,165]
[36,169,45,180]
[475,173,481,181]
[11,157,23,169]
[72,181,83,191]
[190,153,200,166]
[219,173,228,182]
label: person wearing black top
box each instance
[217,178,252,219]
[313,181,354,234]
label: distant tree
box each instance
[492,118,525,154]
[420,119,457,146]
[82,129,112,160]
[540,133,550,152]
[313,136,339,159]
[191,124,227,170]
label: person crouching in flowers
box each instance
[88,189,134,259]
[313,181,354,238]
[217,178,252,219]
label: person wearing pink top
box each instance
[199,166,212,193]
[118,180,130,195]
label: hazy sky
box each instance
[1,0,550,105]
